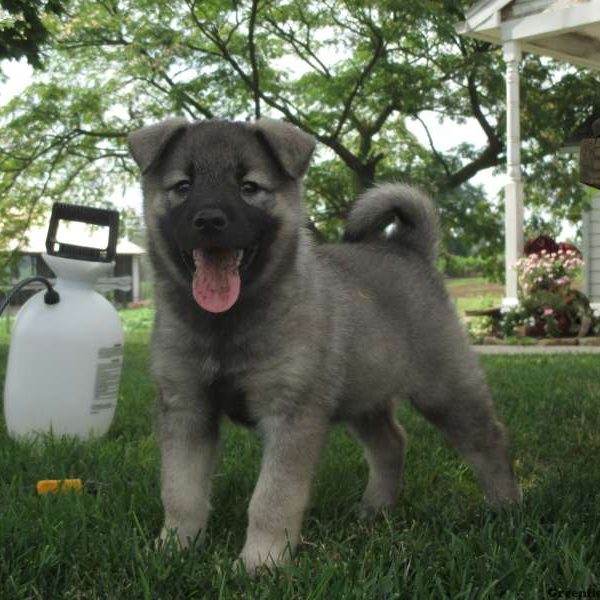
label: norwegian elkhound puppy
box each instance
[127,117,521,570]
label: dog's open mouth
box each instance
[181,245,258,313]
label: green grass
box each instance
[446,277,503,315]
[1,325,599,598]
[445,277,491,290]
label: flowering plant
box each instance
[516,246,583,297]
[501,235,597,338]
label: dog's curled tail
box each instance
[343,183,439,263]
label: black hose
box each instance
[0,277,60,316]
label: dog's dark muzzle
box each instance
[165,203,259,277]
[160,190,280,289]
[192,207,229,233]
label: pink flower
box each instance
[543,308,553,316]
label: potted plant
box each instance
[501,235,597,338]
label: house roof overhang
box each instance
[456,0,600,70]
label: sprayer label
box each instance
[92,344,123,414]
[97,344,123,360]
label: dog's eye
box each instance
[173,180,191,195]
[241,181,260,195]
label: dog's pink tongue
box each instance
[192,249,241,313]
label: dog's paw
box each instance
[357,501,394,521]
[358,487,399,518]
[235,550,275,575]
[153,527,180,554]
[485,480,523,510]
[236,539,291,575]
[154,525,202,551]
[232,556,271,577]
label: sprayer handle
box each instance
[45,203,120,263]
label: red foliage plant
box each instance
[524,235,559,256]
[557,242,582,257]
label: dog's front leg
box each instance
[238,412,328,571]
[156,394,219,548]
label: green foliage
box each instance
[499,304,529,339]
[439,254,487,277]
[0,0,64,67]
[119,307,154,334]
[1,0,598,275]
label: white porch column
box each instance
[503,40,524,305]
[132,255,141,302]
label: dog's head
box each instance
[128,118,315,314]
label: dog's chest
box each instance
[206,374,256,427]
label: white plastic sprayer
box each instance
[3,203,124,440]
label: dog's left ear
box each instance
[251,118,316,179]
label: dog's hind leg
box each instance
[409,368,521,508]
[348,405,407,514]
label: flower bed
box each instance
[468,235,599,344]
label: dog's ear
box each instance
[251,118,316,179]
[127,118,188,174]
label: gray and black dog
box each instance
[127,117,521,570]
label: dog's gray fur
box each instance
[128,117,521,571]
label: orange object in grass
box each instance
[36,479,84,495]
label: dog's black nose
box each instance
[193,208,228,232]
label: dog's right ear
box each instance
[251,118,316,180]
[127,118,188,174]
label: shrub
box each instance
[439,254,487,277]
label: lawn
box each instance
[445,277,503,314]
[0,314,599,598]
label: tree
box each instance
[1,0,598,278]
[1,0,64,67]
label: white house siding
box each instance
[583,193,600,303]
